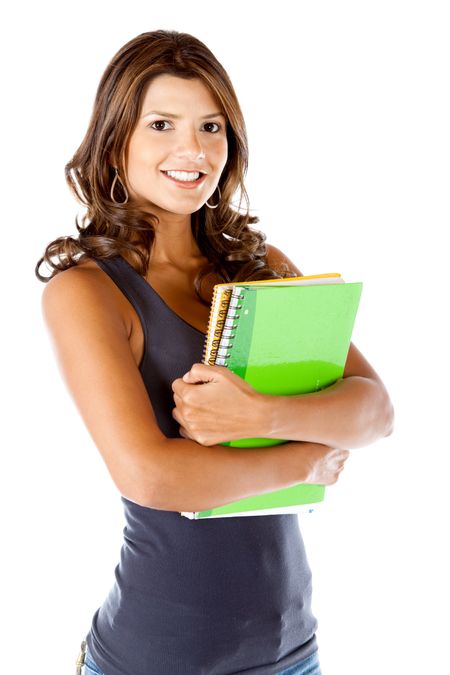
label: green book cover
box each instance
[181,278,362,520]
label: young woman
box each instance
[36,30,394,675]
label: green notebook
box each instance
[180,274,362,520]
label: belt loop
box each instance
[75,639,87,675]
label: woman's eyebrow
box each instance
[142,110,226,120]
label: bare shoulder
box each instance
[42,256,108,300]
[42,256,111,293]
[40,258,133,402]
[41,257,132,337]
[265,243,303,277]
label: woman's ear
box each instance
[109,149,118,169]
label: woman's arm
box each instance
[256,342,394,449]
[41,264,346,513]
[172,244,394,450]
[258,244,395,448]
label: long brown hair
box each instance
[34,30,293,300]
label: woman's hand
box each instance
[171,363,264,446]
[299,443,350,485]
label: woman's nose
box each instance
[174,128,205,159]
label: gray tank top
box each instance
[85,254,318,675]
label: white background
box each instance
[2,1,449,673]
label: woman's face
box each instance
[124,74,228,218]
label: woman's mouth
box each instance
[161,170,207,189]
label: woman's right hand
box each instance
[293,442,350,486]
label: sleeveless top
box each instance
[85,254,318,675]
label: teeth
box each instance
[165,170,201,182]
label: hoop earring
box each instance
[205,185,221,209]
[110,167,129,204]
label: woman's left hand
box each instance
[171,363,264,445]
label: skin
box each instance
[123,74,228,269]
[43,74,393,512]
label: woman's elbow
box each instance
[385,402,395,437]
[367,379,395,441]
[381,388,395,437]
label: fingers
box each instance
[182,362,227,385]
[171,406,181,424]
[171,378,197,401]
[171,377,184,394]
[182,366,211,383]
[320,447,350,485]
[173,363,229,395]
[172,407,189,439]
[333,449,350,481]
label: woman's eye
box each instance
[150,120,171,131]
[204,122,221,133]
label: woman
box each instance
[36,30,394,675]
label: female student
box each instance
[36,29,394,675]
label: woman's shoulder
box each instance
[41,256,133,337]
[265,243,303,277]
[42,256,117,301]
[43,255,107,285]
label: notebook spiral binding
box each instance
[215,287,246,367]
[202,286,229,365]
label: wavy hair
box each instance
[35,30,294,300]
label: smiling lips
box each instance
[161,170,207,188]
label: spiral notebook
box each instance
[180,273,363,519]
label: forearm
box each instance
[257,376,395,449]
[142,437,314,512]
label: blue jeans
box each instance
[80,643,321,675]
[82,646,104,675]
[277,649,322,675]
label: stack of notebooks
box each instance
[180,272,362,520]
